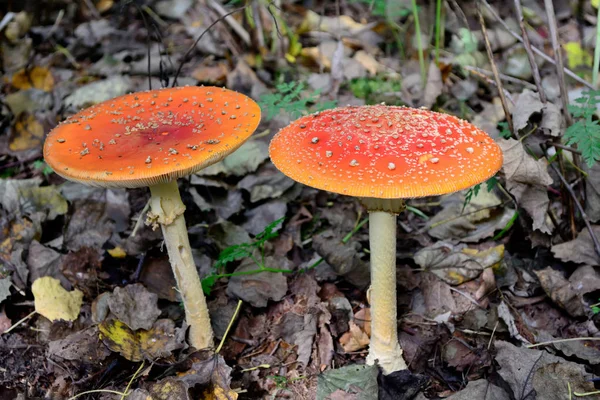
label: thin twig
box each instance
[478,8,515,136]
[120,361,145,400]
[2,311,36,334]
[131,199,151,237]
[481,0,594,89]
[463,65,537,90]
[526,337,600,348]
[513,0,546,102]
[172,4,248,87]
[207,0,251,46]
[544,0,572,125]
[550,142,582,155]
[216,300,243,354]
[544,147,600,259]
[593,3,600,88]
[462,68,515,104]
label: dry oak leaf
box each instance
[32,276,83,322]
[498,139,553,233]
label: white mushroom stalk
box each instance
[362,200,407,373]
[148,180,213,349]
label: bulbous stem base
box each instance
[365,211,407,374]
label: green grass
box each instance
[348,76,402,104]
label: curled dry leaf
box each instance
[552,226,600,266]
[535,265,600,317]
[428,190,513,243]
[512,89,563,137]
[495,340,596,400]
[339,320,370,352]
[98,318,184,362]
[32,276,83,322]
[414,242,504,285]
[498,139,553,233]
[107,284,162,331]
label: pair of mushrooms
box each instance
[43,86,502,374]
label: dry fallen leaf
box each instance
[12,66,54,91]
[339,320,370,352]
[98,318,184,362]
[551,226,600,266]
[10,113,44,152]
[32,276,83,322]
[107,246,126,258]
[498,139,553,233]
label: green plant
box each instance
[348,76,402,104]
[201,218,293,294]
[32,160,53,177]
[498,121,512,139]
[462,176,499,212]
[259,81,337,121]
[591,299,600,314]
[564,90,600,167]
[349,0,411,18]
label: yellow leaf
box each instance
[96,0,114,13]
[593,0,599,9]
[202,386,238,400]
[10,113,44,152]
[107,246,126,258]
[12,66,54,91]
[19,185,68,220]
[99,319,182,362]
[32,277,83,322]
[564,42,593,70]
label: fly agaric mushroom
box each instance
[44,86,261,350]
[269,105,503,374]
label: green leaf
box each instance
[498,121,512,139]
[214,244,252,270]
[317,364,378,400]
[258,81,337,121]
[201,274,218,295]
[214,217,285,270]
[486,176,499,192]
[565,90,600,167]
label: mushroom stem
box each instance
[365,211,407,374]
[148,180,213,349]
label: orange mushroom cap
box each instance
[269,105,503,199]
[44,86,261,188]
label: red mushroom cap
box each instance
[44,86,261,188]
[269,105,503,199]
